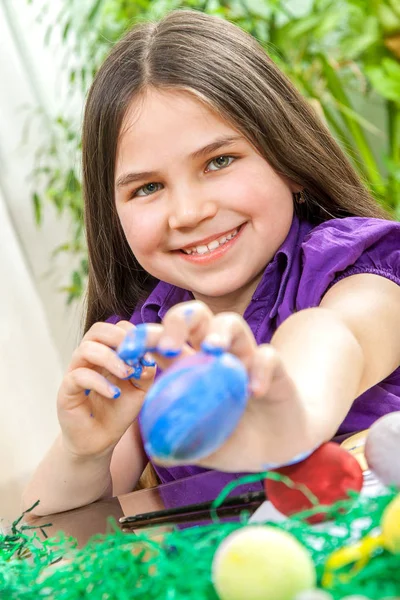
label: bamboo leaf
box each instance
[32,192,42,225]
[366,60,400,103]
[62,19,71,41]
[319,54,385,192]
[339,16,380,59]
[87,0,106,24]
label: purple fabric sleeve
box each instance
[105,314,121,324]
[297,217,400,309]
[105,308,144,326]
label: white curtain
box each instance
[0,0,81,521]
[0,190,61,521]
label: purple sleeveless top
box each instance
[109,215,400,497]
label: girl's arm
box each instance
[22,321,155,516]
[22,434,115,515]
[265,272,400,462]
[154,274,400,472]
[23,320,194,516]
[22,421,147,515]
[318,273,400,396]
[110,420,148,495]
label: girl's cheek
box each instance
[121,205,165,253]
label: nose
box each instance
[168,184,218,230]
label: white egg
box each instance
[365,412,400,487]
[292,590,334,600]
[340,596,371,600]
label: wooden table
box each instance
[25,470,264,547]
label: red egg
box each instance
[264,442,363,523]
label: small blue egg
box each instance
[140,352,249,462]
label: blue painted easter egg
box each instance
[140,351,249,462]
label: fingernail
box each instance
[117,324,148,362]
[117,358,134,377]
[156,337,182,358]
[201,333,228,355]
[183,306,194,323]
[201,341,224,356]
[110,385,121,399]
[250,378,263,396]
[84,389,90,396]
[124,363,143,380]
[140,353,156,367]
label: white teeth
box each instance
[182,227,240,255]
[207,240,220,251]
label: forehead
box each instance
[116,88,240,164]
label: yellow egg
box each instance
[381,494,400,554]
[212,525,316,600]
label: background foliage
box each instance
[28,0,400,302]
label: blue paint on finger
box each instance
[84,389,90,396]
[111,386,121,399]
[117,324,158,381]
[140,355,156,367]
[260,448,316,471]
[156,346,182,358]
[132,363,144,379]
[117,324,149,363]
[200,341,225,356]
[182,306,194,323]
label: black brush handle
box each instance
[119,490,266,528]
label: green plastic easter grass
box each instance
[1,475,399,599]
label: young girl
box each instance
[23,10,400,516]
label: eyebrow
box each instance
[115,134,243,188]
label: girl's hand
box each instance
[57,321,156,460]
[58,320,195,461]
[155,301,305,472]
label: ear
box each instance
[288,181,303,194]
[281,175,303,194]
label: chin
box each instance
[190,281,246,299]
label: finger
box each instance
[126,365,156,392]
[117,322,194,370]
[115,320,136,333]
[249,344,286,397]
[158,300,214,354]
[60,368,121,409]
[201,312,257,367]
[69,340,135,380]
[82,321,133,349]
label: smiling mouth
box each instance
[179,225,242,256]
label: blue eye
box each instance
[134,182,163,197]
[207,156,235,171]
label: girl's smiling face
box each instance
[115,88,298,313]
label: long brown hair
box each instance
[82,9,388,333]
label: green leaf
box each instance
[44,24,52,46]
[62,18,71,41]
[32,192,42,225]
[87,0,106,24]
[52,243,71,257]
[366,59,400,103]
[72,270,82,287]
[278,14,322,40]
[314,9,343,39]
[378,3,400,34]
[339,16,380,60]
